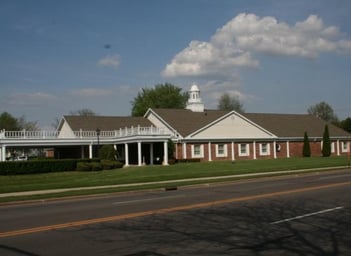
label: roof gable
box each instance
[148,108,229,137]
[189,112,277,139]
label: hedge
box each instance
[0,159,123,175]
[0,159,77,175]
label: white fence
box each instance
[0,126,167,140]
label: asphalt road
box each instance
[1,169,351,255]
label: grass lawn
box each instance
[1,156,349,195]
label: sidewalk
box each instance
[0,166,348,198]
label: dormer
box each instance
[186,84,204,112]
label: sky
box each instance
[1,0,351,129]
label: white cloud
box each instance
[6,92,57,105]
[162,13,351,79]
[97,54,120,69]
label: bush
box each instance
[98,145,117,161]
[76,162,92,172]
[0,159,77,175]
[101,160,124,170]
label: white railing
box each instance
[0,126,167,140]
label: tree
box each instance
[302,131,311,157]
[131,83,188,117]
[307,101,338,123]
[69,108,96,116]
[339,117,351,133]
[217,93,244,112]
[322,125,331,157]
[0,112,38,130]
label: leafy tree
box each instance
[339,117,351,133]
[98,145,117,160]
[70,108,96,116]
[217,93,244,112]
[52,108,97,129]
[131,83,188,116]
[302,131,311,157]
[307,101,338,123]
[0,112,38,130]
[322,125,331,157]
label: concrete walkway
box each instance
[0,166,348,198]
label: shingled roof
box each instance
[150,108,230,137]
[150,109,350,138]
[243,113,350,138]
[61,115,153,131]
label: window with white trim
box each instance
[192,144,204,158]
[216,144,227,157]
[331,142,335,153]
[238,143,250,156]
[259,143,270,156]
[342,141,349,153]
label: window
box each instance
[216,144,227,157]
[260,143,270,156]
[342,141,349,153]
[238,143,249,156]
[192,144,203,158]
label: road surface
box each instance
[1,169,351,255]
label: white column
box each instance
[231,142,235,161]
[1,145,6,161]
[182,142,187,159]
[124,143,129,166]
[137,142,142,166]
[337,140,340,156]
[208,142,212,161]
[163,141,169,165]
[253,141,257,160]
[273,141,277,159]
[89,144,93,159]
[286,141,290,158]
[150,143,154,165]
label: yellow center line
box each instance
[1,181,350,238]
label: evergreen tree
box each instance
[303,131,311,157]
[322,125,331,157]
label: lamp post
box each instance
[96,128,101,157]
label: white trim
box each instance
[191,144,204,158]
[253,141,256,159]
[231,142,235,161]
[215,143,228,157]
[342,141,349,153]
[208,142,212,161]
[238,143,250,157]
[188,111,278,138]
[259,143,271,156]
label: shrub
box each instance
[98,145,117,161]
[101,160,124,170]
[0,159,77,175]
[303,131,311,157]
[76,162,92,172]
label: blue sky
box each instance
[1,0,351,129]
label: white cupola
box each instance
[186,84,204,112]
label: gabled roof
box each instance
[60,115,153,131]
[149,108,230,137]
[149,109,350,139]
[243,113,350,138]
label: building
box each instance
[0,84,350,164]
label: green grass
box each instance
[1,156,349,195]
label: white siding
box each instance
[58,121,75,138]
[191,113,276,139]
[146,112,176,136]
